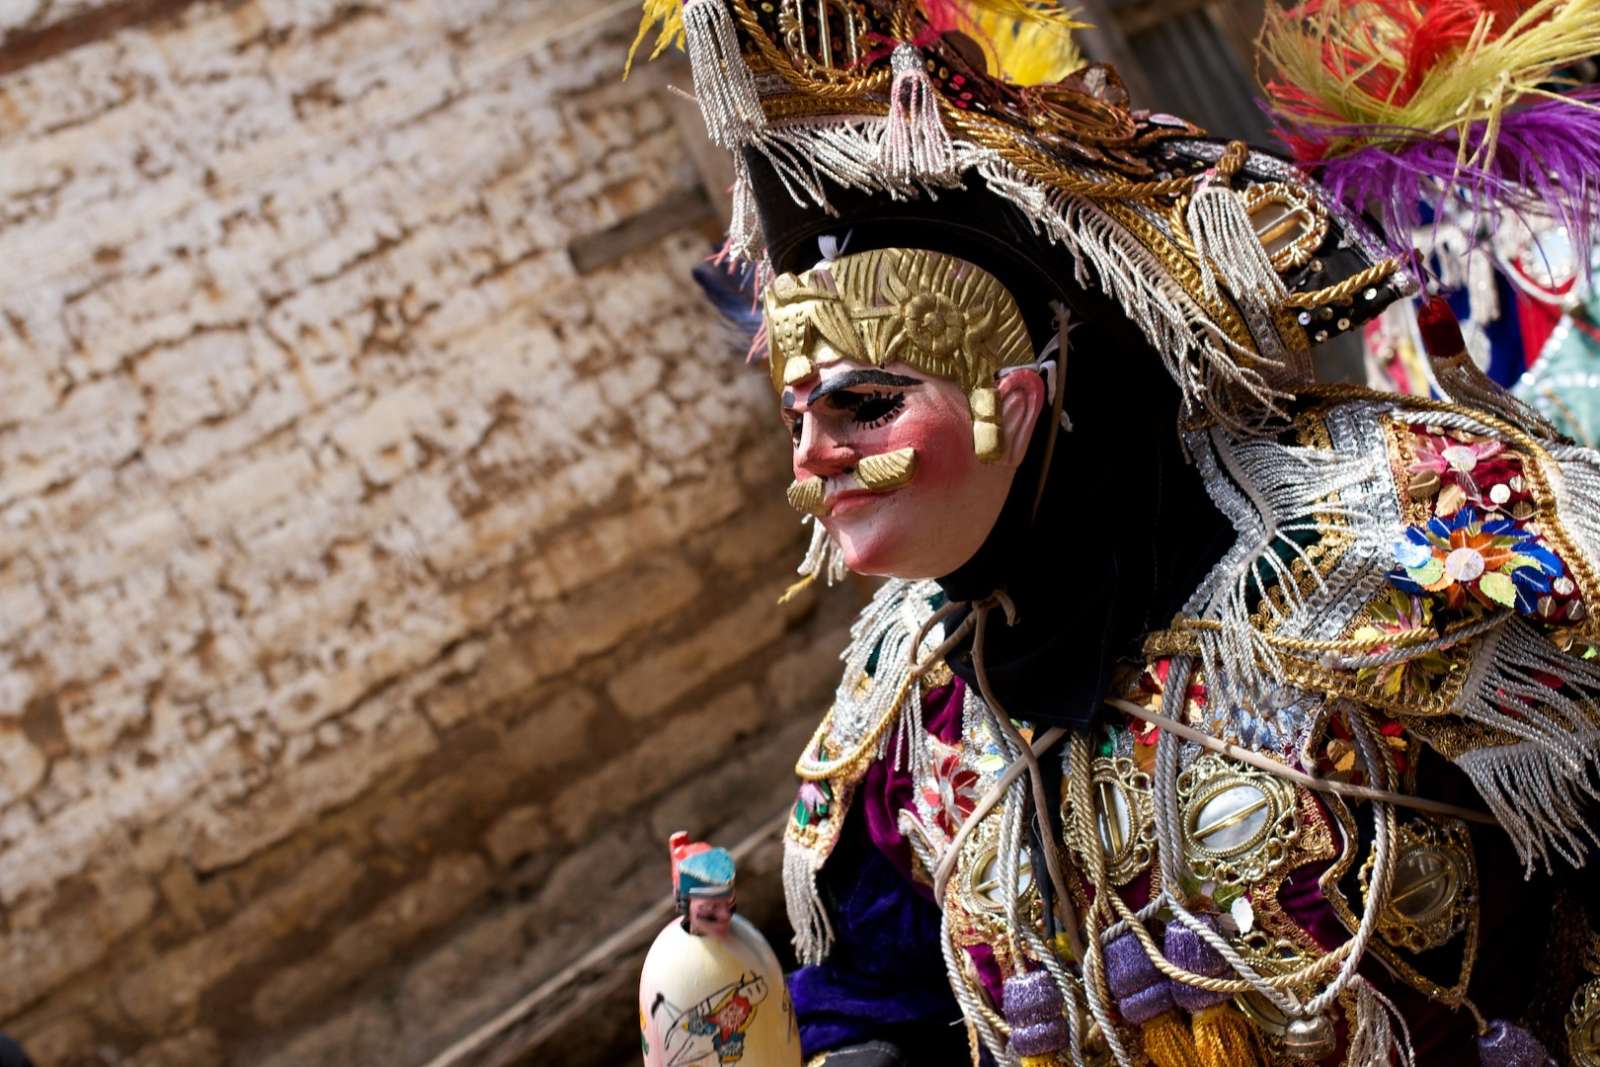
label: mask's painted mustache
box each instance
[856,447,918,492]
[786,448,918,516]
[786,476,826,516]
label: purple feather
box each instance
[691,254,768,364]
[1282,87,1600,267]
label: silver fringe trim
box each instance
[784,580,942,965]
[683,0,766,149]
[1183,426,1389,742]
[1457,735,1600,873]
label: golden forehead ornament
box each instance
[765,247,1035,460]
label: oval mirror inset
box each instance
[1190,784,1273,857]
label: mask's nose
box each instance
[792,413,857,479]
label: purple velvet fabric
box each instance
[789,679,980,1065]
[857,678,967,891]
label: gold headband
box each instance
[764,248,1035,460]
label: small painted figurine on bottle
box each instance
[639,832,801,1067]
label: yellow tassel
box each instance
[625,0,685,78]
[1192,1003,1261,1067]
[1020,1057,1057,1067]
[1141,1010,1200,1067]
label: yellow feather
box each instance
[1260,0,1600,161]
[626,0,685,79]
[966,8,1086,84]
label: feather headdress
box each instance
[629,0,1084,79]
[1259,0,1600,258]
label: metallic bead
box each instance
[1284,1015,1337,1060]
[1365,287,1380,300]
[1314,330,1328,343]
[1337,317,1351,330]
[1297,312,1312,326]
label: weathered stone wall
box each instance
[0,3,857,1063]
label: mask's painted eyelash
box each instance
[851,391,905,428]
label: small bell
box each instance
[1283,1014,1337,1061]
[1476,1019,1556,1067]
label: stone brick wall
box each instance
[0,3,860,1063]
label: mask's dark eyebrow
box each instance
[806,369,921,406]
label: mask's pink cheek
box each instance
[883,403,976,493]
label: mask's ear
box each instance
[994,368,1047,470]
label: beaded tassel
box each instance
[881,43,956,183]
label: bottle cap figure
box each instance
[639,833,800,1067]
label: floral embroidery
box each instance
[1389,507,1576,619]
[922,738,981,837]
[794,780,833,828]
[1406,429,1533,519]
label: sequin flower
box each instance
[1350,588,1457,701]
[1390,507,1568,617]
[794,780,833,828]
[922,739,980,837]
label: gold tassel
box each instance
[1192,1003,1261,1067]
[1141,1010,1200,1067]
[1020,1057,1056,1067]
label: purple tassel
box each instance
[1164,914,1230,1012]
[1119,979,1178,1024]
[1105,931,1161,1000]
[1476,1019,1556,1067]
[1003,971,1070,1057]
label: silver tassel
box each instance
[880,43,956,183]
[783,834,834,964]
[1185,182,1288,316]
[683,0,766,149]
